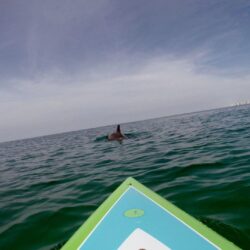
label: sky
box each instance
[1,0,250,142]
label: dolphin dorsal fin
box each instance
[116,125,121,133]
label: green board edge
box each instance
[61,177,240,250]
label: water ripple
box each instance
[0,106,250,249]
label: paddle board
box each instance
[61,177,240,250]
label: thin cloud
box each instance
[1,55,249,142]
[1,0,250,84]
[0,0,250,141]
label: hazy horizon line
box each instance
[1,103,244,144]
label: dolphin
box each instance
[108,125,126,141]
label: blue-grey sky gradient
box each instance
[1,0,250,142]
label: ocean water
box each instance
[0,106,250,250]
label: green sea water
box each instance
[0,106,250,250]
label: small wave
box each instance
[176,161,225,176]
[125,131,151,139]
[50,150,65,157]
[94,135,108,142]
[200,217,250,249]
[50,241,66,250]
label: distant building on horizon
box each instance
[231,101,250,107]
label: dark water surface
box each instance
[0,106,250,250]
